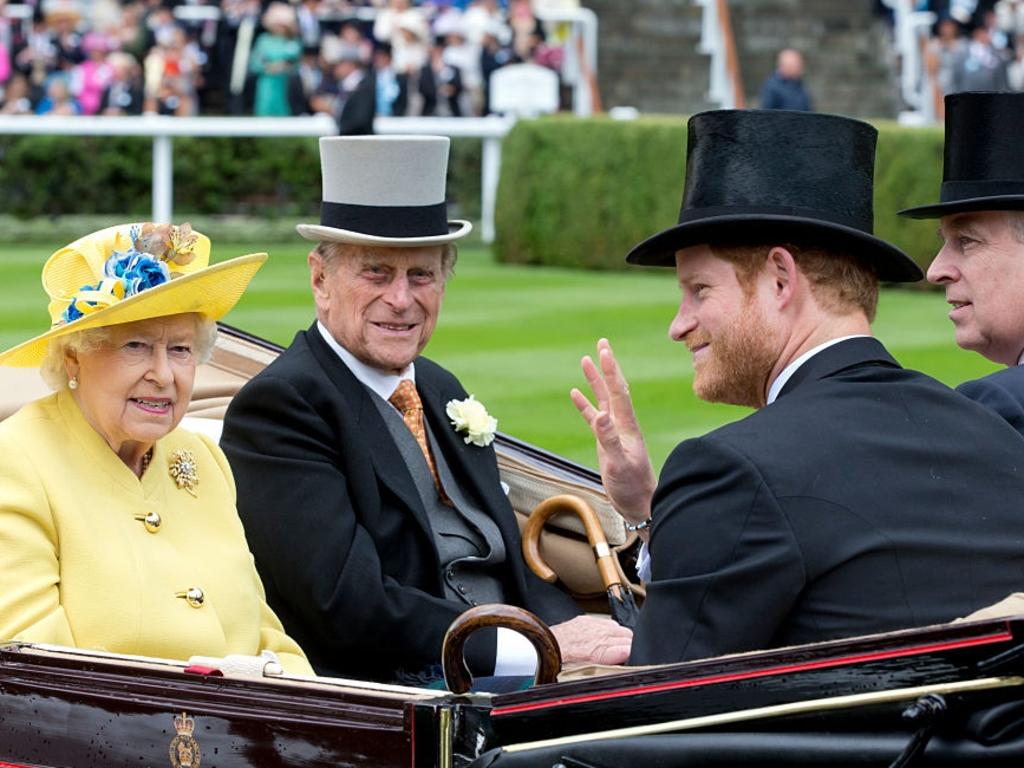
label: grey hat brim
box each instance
[296,219,473,246]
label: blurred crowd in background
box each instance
[920,0,1024,99]
[0,0,577,126]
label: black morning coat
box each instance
[631,337,1024,665]
[958,365,1024,439]
[221,325,579,682]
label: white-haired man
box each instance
[222,136,631,684]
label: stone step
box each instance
[583,0,711,114]
[582,0,899,119]
[728,0,898,118]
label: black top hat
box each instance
[900,92,1024,219]
[626,109,923,282]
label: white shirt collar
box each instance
[316,321,414,404]
[766,335,869,405]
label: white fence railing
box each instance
[695,0,743,109]
[881,0,939,125]
[0,114,516,243]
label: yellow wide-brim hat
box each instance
[0,223,267,368]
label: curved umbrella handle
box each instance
[522,494,624,594]
[442,604,561,693]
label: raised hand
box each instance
[570,338,657,528]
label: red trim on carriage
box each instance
[491,630,1014,717]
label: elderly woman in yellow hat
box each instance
[0,223,312,676]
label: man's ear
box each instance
[766,246,798,308]
[308,250,327,298]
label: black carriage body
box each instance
[3,618,1024,767]
[0,645,434,768]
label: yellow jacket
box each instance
[0,389,312,675]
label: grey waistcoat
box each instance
[371,391,508,607]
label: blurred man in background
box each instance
[759,48,812,111]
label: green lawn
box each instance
[0,241,1000,470]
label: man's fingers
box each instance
[592,641,632,666]
[598,347,645,432]
[570,387,598,423]
[580,355,611,409]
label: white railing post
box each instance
[481,135,502,243]
[695,0,735,109]
[882,0,939,125]
[152,133,174,224]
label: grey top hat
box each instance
[297,136,473,246]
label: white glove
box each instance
[186,649,284,677]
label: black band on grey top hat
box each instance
[297,135,472,246]
[626,109,923,283]
[900,91,1024,219]
[319,201,450,238]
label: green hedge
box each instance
[495,116,945,275]
[0,134,482,226]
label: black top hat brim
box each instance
[900,93,1024,219]
[626,213,924,283]
[899,195,1024,219]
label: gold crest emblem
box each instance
[169,712,201,768]
[169,449,199,497]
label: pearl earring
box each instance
[68,376,78,390]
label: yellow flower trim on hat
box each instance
[0,222,266,369]
[49,223,208,328]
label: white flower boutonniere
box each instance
[446,396,498,447]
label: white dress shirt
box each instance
[316,322,537,676]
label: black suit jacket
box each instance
[337,70,376,136]
[221,325,578,681]
[957,366,1024,438]
[632,337,1024,665]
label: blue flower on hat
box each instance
[61,249,170,324]
[62,296,88,323]
[107,251,171,294]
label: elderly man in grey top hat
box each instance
[900,91,1024,436]
[221,136,631,684]
[571,109,1024,665]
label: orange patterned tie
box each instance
[389,380,450,503]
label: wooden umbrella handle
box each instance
[521,494,622,590]
[442,604,561,694]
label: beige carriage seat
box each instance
[0,367,50,422]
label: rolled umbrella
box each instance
[522,494,640,629]
[443,603,561,694]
